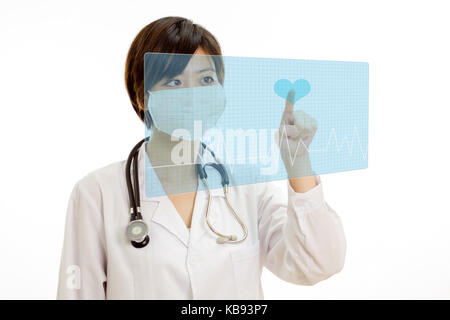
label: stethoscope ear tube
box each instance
[204,162,229,186]
[126,138,150,248]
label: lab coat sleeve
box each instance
[258,176,346,285]
[57,174,107,299]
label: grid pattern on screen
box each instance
[143,53,368,197]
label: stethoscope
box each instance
[125,138,248,248]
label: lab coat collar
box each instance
[135,141,226,202]
[145,197,191,247]
[135,142,224,247]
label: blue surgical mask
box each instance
[147,84,226,141]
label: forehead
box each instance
[182,54,215,72]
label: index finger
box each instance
[282,89,295,122]
[285,89,295,111]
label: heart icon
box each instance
[274,79,311,103]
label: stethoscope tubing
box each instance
[202,178,248,244]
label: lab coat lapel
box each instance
[135,141,227,247]
[188,189,208,243]
[136,142,189,247]
[151,196,189,247]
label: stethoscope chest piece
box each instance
[127,219,150,248]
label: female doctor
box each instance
[57,16,346,300]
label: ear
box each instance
[142,93,149,110]
[142,93,151,129]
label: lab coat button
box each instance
[189,253,199,263]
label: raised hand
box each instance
[275,89,318,181]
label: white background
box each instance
[1,0,449,299]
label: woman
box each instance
[57,16,346,300]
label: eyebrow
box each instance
[196,67,216,73]
[163,67,216,81]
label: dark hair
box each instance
[125,16,224,127]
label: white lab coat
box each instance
[57,143,346,300]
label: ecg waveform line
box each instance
[308,126,368,160]
[145,125,368,172]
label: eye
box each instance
[201,76,215,85]
[164,79,182,87]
